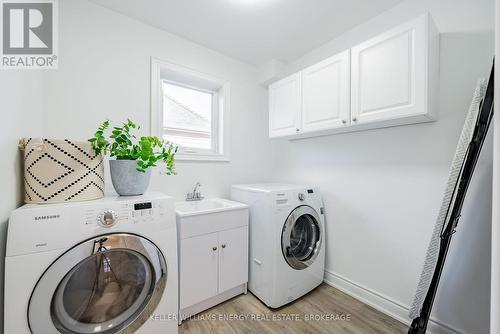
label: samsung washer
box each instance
[4,192,178,334]
[231,183,325,308]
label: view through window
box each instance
[162,81,214,150]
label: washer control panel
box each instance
[85,200,167,227]
[7,193,173,257]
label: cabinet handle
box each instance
[342,120,346,124]
[296,128,300,132]
[352,117,357,122]
[212,246,217,251]
[221,244,226,249]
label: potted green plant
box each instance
[89,119,177,196]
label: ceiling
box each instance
[89,0,403,66]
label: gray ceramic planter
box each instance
[109,159,151,196]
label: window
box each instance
[162,81,213,150]
[151,58,230,161]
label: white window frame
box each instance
[151,57,230,161]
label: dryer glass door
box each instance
[28,234,167,334]
[282,205,322,270]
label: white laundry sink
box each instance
[175,198,247,217]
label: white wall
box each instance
[282,0,494,76]
[0,72,44,332]
[43,0,273,201]
[270,1,494,333]
[0,1,494,334]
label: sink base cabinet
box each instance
[179,233,219,310]
[178,209,249,324]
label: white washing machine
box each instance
[231,183,325,308]
[4,192,178,334]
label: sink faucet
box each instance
[186,182,204,201]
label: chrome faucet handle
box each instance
[186,182,204,201]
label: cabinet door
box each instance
[269,73,301,138]
[351,15,428,125]
[218,226,248,293]
[302,50,350,132]
[180,232,219,309]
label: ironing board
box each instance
[408,62,494,334]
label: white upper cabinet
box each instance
[269,72,301,137]
[350,14,437,125]
[268,14,438,139]
[301,50,350,132]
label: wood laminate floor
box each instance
[179,283,408,334]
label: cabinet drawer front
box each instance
[180,232,219,309]
[178,209,248,239]
[351,15,428,124]
[218,226,249,293]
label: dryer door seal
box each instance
[28,233,167,334]
[281,205,322,270]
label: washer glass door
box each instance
[28,234,167,334]
[281,206,322,270]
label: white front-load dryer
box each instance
[4,192,178,334]
[231,183,325,308]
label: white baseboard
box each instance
[323,270,462,334]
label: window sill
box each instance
[175,153,230,162]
